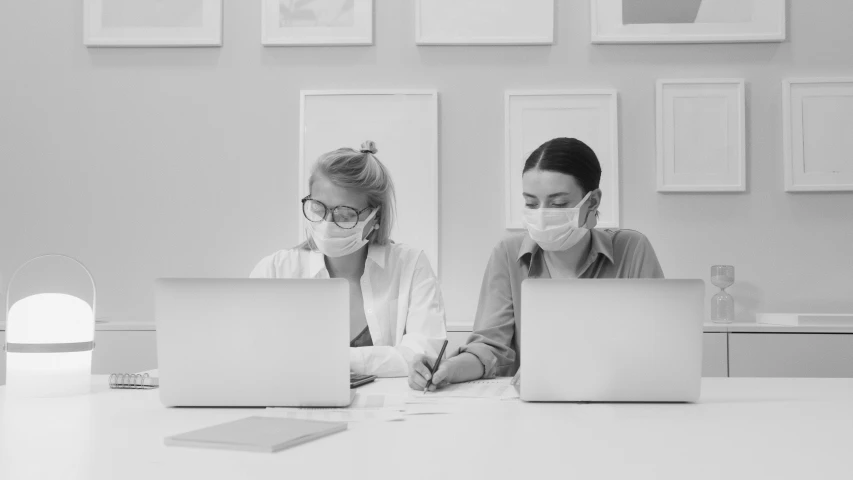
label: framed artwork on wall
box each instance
[656,79,746,193]
[783,79,853,192]
[505,90,620,230]
[262,0,373,46]
[590,0,785,44]
[299,90,440,272]
[415,0,554,45]
[83,0,223,47]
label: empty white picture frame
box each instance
[656,79,746,192]
[300,90,439,271]
[262,0,373,46]
[783,79,853,192]
[83,0,223,47]
[505,91,620,229]
[415,0,554,45]
[590,0,785,44]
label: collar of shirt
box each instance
[517,228,616,277]
[307,243,388,278]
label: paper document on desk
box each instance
[349,393,406,410]
[266,393,407,422]
[410,379,520,400]
[266,408,404,423]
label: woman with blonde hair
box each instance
[252,141,447,377]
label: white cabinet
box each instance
[729,333,853,378]
[0,332,5,385]
[702,332,728,377]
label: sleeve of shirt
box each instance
[457,241,517,379]
[350,251,448,378]
[627,233,665,279]
[349,347,408,377]
[249,254,277,278]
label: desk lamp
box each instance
[4,254,96,397]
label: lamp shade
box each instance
[4,255,96,398]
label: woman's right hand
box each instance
[408,354,452,391]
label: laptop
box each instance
[155,278,352,407]
[520,279,704,403]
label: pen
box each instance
[424,339,449,393]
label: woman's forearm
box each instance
[447,352,486,384]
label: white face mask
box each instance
[307,209,378,258]
[522,192,592,252]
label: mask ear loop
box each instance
[582,210,593,228]
[365,208,380,242]
[579,191,598,228]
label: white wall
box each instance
[1,1,852,330]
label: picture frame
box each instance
[590,0,786,44]
[415,0,554,45]
[505,90,620,229]
[83,0,223,47]
[783,78,853,192]
[299,90,440,272]
[262,0,373,46]
[656,79,746,193]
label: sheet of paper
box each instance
[409,379,519,400]
[402,404,454,416]
[265,393,407,422]
[349,393,406,411]
[265,408,404,423]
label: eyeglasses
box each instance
[301,197,374,230]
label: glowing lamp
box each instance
[4,254,96,398]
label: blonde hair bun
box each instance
[360,140,378,155]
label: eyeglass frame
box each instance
[301,196,376,230]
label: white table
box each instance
[2,377,852,480]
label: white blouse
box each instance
[250,242,447,377]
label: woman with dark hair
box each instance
[408,137,663,390]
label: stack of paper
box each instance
[266,393,406,422]
[265,379,521,422]
[410,379,520,400]
[402,379,520,416]
[268,409,404,423]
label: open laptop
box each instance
[520,279,704,403]
[155,278,352,407]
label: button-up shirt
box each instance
[458,228,665,378]
[250,242,447,377]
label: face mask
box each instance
[307,209,378,258]
[522,192,592,252]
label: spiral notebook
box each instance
[108,373,159,389]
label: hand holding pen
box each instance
[407,339,450,392]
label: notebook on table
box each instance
[109,373,159,389]
[164,416,347,453]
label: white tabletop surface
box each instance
[2,376,853,480]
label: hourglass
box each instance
[710,265,735,324]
